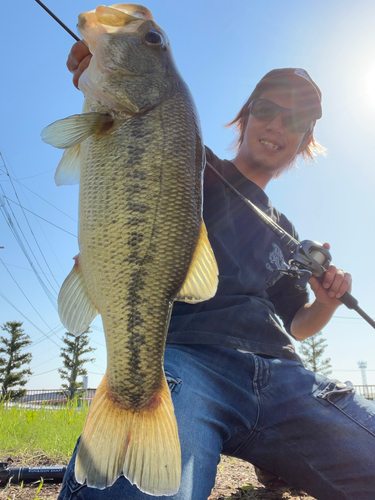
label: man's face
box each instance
[238,87,307,177]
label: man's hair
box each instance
[226,83,326,177]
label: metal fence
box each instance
[354,385,375,400]
[5,388,97,408]
[3,385,375,408]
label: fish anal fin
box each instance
[58,255,99,335]
[41,112,113,149]
[75,374,181,495]
[55,145,81,186]
[175,222,218,304]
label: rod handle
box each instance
[339,292,375,329]
[339,291,358,310]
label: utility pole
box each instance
[358,360,368,386]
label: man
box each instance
[58,42,375,500]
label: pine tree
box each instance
[0,321,32,400]
[58,330,96,399]
[299,331,332,375]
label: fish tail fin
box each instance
[75,374,181,495]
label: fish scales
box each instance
[42,4,218,495]
[80,93,203,407]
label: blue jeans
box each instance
[58,345,375,500]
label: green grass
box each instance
[0,401,88,461]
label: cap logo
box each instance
[294,68,312,84]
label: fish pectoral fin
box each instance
[58,256,99,335]
[175,222,218,304]
[41,112,113,149]
[54,144,81,186]
[75,374,181,495]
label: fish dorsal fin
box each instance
[175,222,218,304]
[55,144,81,186]
[58,255,99,335]
[41,112,113,149]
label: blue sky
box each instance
[1,0,375,390]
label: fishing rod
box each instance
[35,0,375,330]
[34,0,80,41]
[206,161,375,330]
[0,462,66,486]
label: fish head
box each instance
[78,4,154,52]
[77,4,179,115]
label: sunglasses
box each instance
[248,98,314,134]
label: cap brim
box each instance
[256,73,322,119]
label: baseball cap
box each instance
[255,68,322,119]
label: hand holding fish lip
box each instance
[68,4,156,89]
[67,41,92,89]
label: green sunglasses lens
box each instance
[251,99,279,121]
[283,110,312,133]
[250,99,313,134]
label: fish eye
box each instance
[145,31,162,45]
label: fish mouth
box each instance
[78,4,154,31]
[99,4,154,22]
[78,6,153,54]
[259,139,283,151]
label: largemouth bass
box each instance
[42,3,218,496]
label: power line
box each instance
[32,345,62,359]
[1,259,59,336]
[0,155,60,292]
[2,179,67,275]
[0,193,57,309]
[0,261,65,279]
[14,169,56,180]
[2,195,77,237]
[0,151,77,297]
[1,186,52,283]
[30,324,65,348]
[30,368,57,378]
[0,289,62,348]
[32,355,60,369]
[0,167,77,222]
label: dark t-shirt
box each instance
[166,148,309,362]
